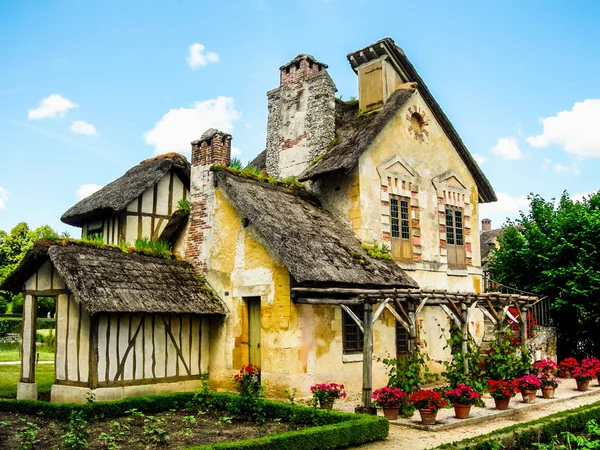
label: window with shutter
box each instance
[342,305,364,354]
[390,195,413,263]
[446,207,466,268]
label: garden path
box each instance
[356,387,600,449]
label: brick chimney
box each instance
[266,54,337,179]
[481,218,492,232]
[188,128,231,272]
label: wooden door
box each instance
[247,298,261,368]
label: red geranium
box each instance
[558,357,579,377]
[409,390,448,411]
[487,380,519,399]
[371,386,407,407]
[516,375,542,391]
[233,364,261,396]
[310,383,347,402]
[531,358,558,375]
[443,384,481,405]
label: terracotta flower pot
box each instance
[453,403,472,419]
[494,397,511,410]
[319,398,334,410]
[418,408,437,425]
[521,389,537,403]
[542,386,555,399]
[577,379,590,392]
[382,406,400,420]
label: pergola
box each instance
[292,287,539,411]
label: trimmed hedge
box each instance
[0,317,55,335]
[434,400,600,449]
[0,391,389,449]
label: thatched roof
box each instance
[1,242,226,315]
[214,170,417,289]
[480,228,503,265]
[300,38,497,204]
[61,153,190,227]
[249,150,267,171]
[299,89,414,182]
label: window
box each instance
[446,207,466,268]
[390,195,412,263]
[342,305,364,354]
[396,323,409,357]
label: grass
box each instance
[0,342,55,362]
[0,364,54,398]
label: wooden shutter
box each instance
[446,207,466,268]
[390,196,412,263]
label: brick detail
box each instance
[280,57,326,87]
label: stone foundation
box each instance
[17,382,38,401]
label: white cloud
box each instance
[527,99,600,158]
[70,120,98,136]
[479,192,529,228]
[28,94,77,120]
[187,43,219,69]
[473,153,486,165]
[76,184,103,200]
[231,146,242,156]
[144,96,241,155]
[491,137,524,160]
[553,162,580,175]
[0,186,8,210]
[572,192,595,203]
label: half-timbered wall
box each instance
[95,313,204,386]
[81,170,188,245]
[55,294,91,386]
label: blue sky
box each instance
[1,0,600,235]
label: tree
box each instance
[0,223,58,313]
[488,192,600,359]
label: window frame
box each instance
[389,195,413,263]
[342,305,364,354]
[445,206,466,268]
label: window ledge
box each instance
[342,353,363,363]
[448,268,468,276]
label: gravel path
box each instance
[357,387,600,449]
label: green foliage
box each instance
[382,350,438,417]
[15,418,40,450]
[229,157,243,170]
[142,416,169,445]
[211,165,307,191]
[361,242,392,260]
[488,192,600,358]
[481,331,531,381]
[284,388,297,405]
[83,233,104,244]
[309,153,326,167]
[439,323,486,406]
[133,238,172,259]
[176,198,190,213]
[62,410,89,450]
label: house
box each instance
[5,38,541,405]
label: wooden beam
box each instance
[385,304,410,332]
[485,299,500,322]
[415,296,429,317]
[362,303,374,409]
[341,305,364,333]
[446,297,464,324]
[461,303,469,375]
[294,297,364,305]
[372,298,391,324]
[479,305,497,325]
[440,304,461,327]
[520,307,529,346]
[504,306,519,324]
[88,314,99,389]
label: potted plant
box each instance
[572,359,596,391]
[531,358,558,375]
[538,373,560,399]
[443,384,481,419]
[371,386,407,420]
[558,357,579,378]
[233,364,261,396]
[409,390,448,425]
[487,379,518,410]
[516,375,542,403]
[310,383,346,409]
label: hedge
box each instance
[0,317,55,335]
[0,391,389,449]
[434,400,600,449]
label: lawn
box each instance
[0,342,55,362]
[0,364,54,398]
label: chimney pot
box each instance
[481,218,492,232]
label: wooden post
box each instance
[408,302,417,356]
[362,301,374,410]
[520,306,528,347]
[461,303,469,375]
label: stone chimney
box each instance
[266,54,337,179]
[188,128,231,272]
[481,218,492,232]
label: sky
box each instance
[1,0,600,235]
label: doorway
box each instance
[246,297,261,368]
